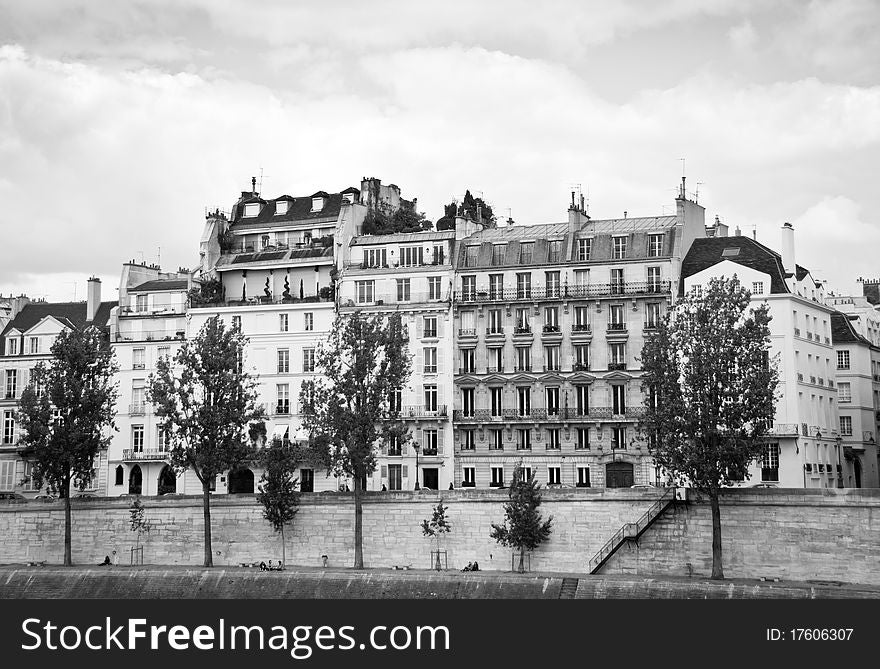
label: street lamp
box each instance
[835,435,844,489]
[413,443,421,490]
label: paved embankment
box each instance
[1,566,877,599]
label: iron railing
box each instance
[455,281,671,303]
[122,449,170,462]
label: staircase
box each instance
[559,577,579,599]
[588,487,677,575]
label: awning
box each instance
[291,427,310,442]
[271,425,289,441]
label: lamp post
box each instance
[413,443,421,490]
[835,435,844,489]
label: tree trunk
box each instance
[353,475,364,569]
[709,490,724,579]
[281,525,286,569]
[63,477,72,567]
[518,547,525,574]
[202,482,213,568]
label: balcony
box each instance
[794,327,801,336]
[485,327,505,338]
[644,321,659,330]
[607,323,628,334]
[458,329,477,338]
[573,363,590,372]
[421,448,439,457]
[116,329,186,343]
[797,373,804,382]
[274,403,292,416]
[513,326,532,336]
[768,424,799,437]
[513,366,532,373]
[453,280,672,303]
[542,324,561,334]
[458,367,476,375]
[192,294,334,310]
[608,362,627,371]
[400,405,448,419]
[129,403,147,416]
[122,449,170,462]
[571,324,592,335]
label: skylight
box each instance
[721,248,741,257]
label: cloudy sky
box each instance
[0,0,878,302]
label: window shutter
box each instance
[416,317,423,338]
[437,348,443,374]
[381,465,387,478]
[436,318,443,338]
[438,430,445,453]
[416,348,423,375]
[402,465,409,478]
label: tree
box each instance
[490,465,553,573]
[256,438,303,568]
[639,275,778,579]
[17,326,119,566]
[147,316,264,567]
[361,207,432,235]
[129,498,151,564]
[438,189,496,230]
[300,311,412,569]
[421,500,452,570]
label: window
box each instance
[388,388,402,414]
[490,429,504,450]
[460,311,475,336]
[279,314,289,332]
[837,351,850,370]
[574,269,589,288]
[232,315,241,331]
[157,346,170,361]
[423,429,439,455]
[303,348,315,373]
[261,234,271,250]
[276,384,290,414]
[131,382,145,413]
[517,428,531,450]
[464,245,479,267]
[461,387,474,416]
[243,203,260,217]
[488,346,503,372]
[114,465,124,486]
[2,411,15,444]
[490,387,503,416]
[611,426,626,450]
[574,306,590,331]
[424,384,438,412]
[761,443,780,481]
[462,467,476,486]
[610,268,624,295]
[609,304,625,330]
[431,245,445,265]
[612,385,626,415]
[545,271,561,298]
[132,425,145,453]
[517,387,531,416]
[547,429,561,450]
[365,248,387,268]
[515,346,531,372]
[647,267,661,292]
[515,308,530,334]
[7,338,18,355]
[577,428,590,450]
[489,274,504,300]
[461,430,475,451]
[275,200,289,215]
[840,416,853,436]
[613,236,627,259]
[487,309,503,334]
[428,277,442,300]
[577,466,591,487]
[304,313,314,331]
[575,385,589,415]
[311,196,324,212]
[401,246,424,267]
[277,349,290,373]
[518,467,532,482]
[423,316,438,338]
[691,284,702,297]
[356,280,375,304]
[461,275,476,300]
[577,238,592,261]
[648,234,663,257]
[548,240,562,263]
[490,467,504,487]
[424,347,438,374]
[546,387,559,415]
[5,370,16,398]
[519,242,534,264]
[0,461,13,491]
[387,464,402,491]
[646,303,661,328]
[396,278,411,302]
[544,345,560,371]
[492,244,506,266]
[132,349,145,370]
[752,281,764,296]
[157,426,169,452]
[516,273,531,299]
[609,343,626,368]
[544,306,559,330]
[838,382,851,403]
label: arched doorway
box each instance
[606,462,634,488]
[129,465,142,495]
[854,459,862,488]
[157,465,176,495]
[228,467,254,494]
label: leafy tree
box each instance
[188,278,224,306]
[129,498,151,563]
[256,438,304,569]
[300,311,412,568]
[17,326,119,566]
[421,500,452,570]
[361,207,432,235]
[639,275,778,579]
[490,465,553,573]
[439,189,496,230]
[147,316,264,567]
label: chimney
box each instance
[781,222,795,275]
[715,215,729,238]
[87,277,101,322]
[251,176,257,195]
[734,225,741,237]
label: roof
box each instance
[831,311,872,347]
[680,236,791,296]
[0,300,118,350]
[230,188,358,229]
[466,215,677,242]
[351,231,456,246]
[130,279,189,292]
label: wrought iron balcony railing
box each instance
[454,280,671,303]
[122,449,170,462]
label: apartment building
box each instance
[0,280,116,497]
[450,183,706,489]
[336,222,456,491]
[106,262,191,497]
[682,223,841,488]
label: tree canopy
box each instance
[256,438,304,568]
[490,464,553,573]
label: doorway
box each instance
[157,465,176,495]
[422,468,439,490]
[128,465,143,495]
[606,462,634,488]
[300,468,314,493]
[228,467,254,494]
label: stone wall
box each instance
[0,488,878,585]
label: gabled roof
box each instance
[680,236,792,296]
[831,311,872,347]
[0,300,118,352]
[130,279,189,292]
[230,188,358,229]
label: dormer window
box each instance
[244,203,260,218]
[275,201,289,215]
[261,234,271,250]
[342,193,355,204]
[311,197,324,212]
[7,338,18,355]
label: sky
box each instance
[0,0,878,302]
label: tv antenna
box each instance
[66,282,77,301]
[695,181,704,204]
[258,167,270,195]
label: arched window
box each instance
[115,465,124,486]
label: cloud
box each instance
[728,20,757,52]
